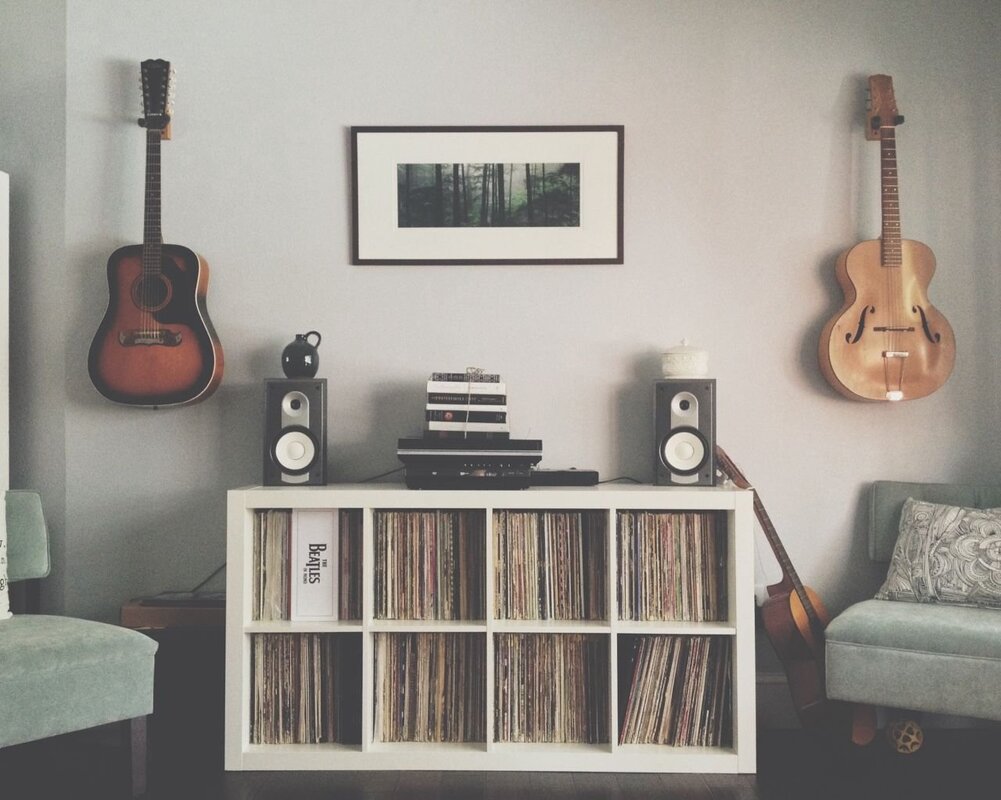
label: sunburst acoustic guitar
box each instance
[819,75,954,402]
[88,59,223,407]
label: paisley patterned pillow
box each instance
[876,497,1001,608]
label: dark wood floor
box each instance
[2,726,998,799]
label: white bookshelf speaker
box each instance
[263,378,327,485]
[655,378,716,486]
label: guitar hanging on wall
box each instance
[818,74,954,402]
[88,59,223,407]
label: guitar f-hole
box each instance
[846,305,876,344]
[913,305,942,344]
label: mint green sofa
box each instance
[0,491,158,796]
[825,481,1001,722]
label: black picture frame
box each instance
[351,126,624,265]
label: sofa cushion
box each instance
[0,615,158,747]
[825,599,1001,720]
[875,497,1001,608]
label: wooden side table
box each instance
[120,593,226,784]
[120,595,225,630]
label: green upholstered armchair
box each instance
[0,491,158,797]
[826,481,1001,729]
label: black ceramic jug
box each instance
[281,331,321,378]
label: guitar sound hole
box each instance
[131,274,173,312]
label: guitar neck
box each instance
[143,128,163,273]
[715,447,823,628]
[751,493,821,624]
[880,127,902,268]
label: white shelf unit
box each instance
[225,483,756,773]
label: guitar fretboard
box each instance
[143,128,163,276]
[880,127,901,268]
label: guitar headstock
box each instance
[866,74,904,141]
[140,59,174,139]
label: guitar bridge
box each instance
[119,329,182,347]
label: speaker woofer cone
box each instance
[659,426,708,475]
[271,425,318,474]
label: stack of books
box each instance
[399,369,542,489]
[425,370,509,437]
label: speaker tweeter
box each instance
[655,378,716,486]
[264,378,327,486]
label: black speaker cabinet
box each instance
[263,378,327,486]
[655,378,716,486]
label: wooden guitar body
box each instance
[761,581,834,727]
[819,237,955,401]
[88,243,223,407]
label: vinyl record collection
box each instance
[374,510,486,620]
[494,510,607,620]
[373,632,486,743]
[616,511,727,621]
[241,497,739,758]
[398,370,543,489]
[252,509,362,621]
[494,633,609,744]
[618,635,732,747]
[250,633,362,744]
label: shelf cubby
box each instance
[373,632,486,743]
[493,509,607,622]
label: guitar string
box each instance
[145,126,159,340]
[896,129,905,395]
[892,128,900,394]
[883,126,896,396]
[887,127,894,394]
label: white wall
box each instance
[2,0,1000,644]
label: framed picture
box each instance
[351,126,623,265]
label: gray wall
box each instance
[2,0,1000,643]
[1,0,68,610]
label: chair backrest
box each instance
[868,480,1001,562]
[5,490,50,581]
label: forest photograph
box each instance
[397,162,581,228]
